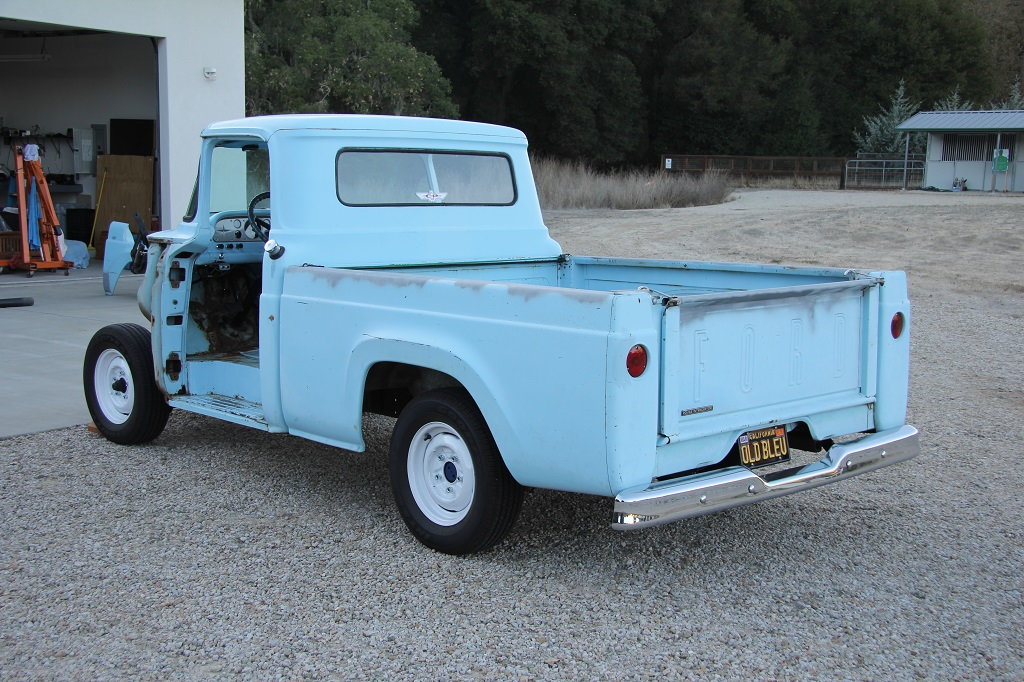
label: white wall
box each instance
[0,0,244,224]
[924,132,1024,192]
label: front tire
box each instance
[389,389,523,555]
[84,323,170,444]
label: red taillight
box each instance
[891,312,906,339]
[627,344,648,377]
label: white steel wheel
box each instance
[93,348,135,425]
[83,323,170,444]
[389,389,524,555]
[407,421,477,526]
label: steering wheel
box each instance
[247,191,271,242]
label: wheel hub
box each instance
[408,422,477,526]
[93,348,135,425]
[443,461,458,483]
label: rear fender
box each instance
[342,336,525,480]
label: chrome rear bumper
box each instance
[612,425,919,530]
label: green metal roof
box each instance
[897,110,1024,132]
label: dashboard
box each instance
[213,213,268,242]
[196,211,271,266]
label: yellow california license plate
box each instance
[738,426,790,468]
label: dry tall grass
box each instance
[531,157,732,210]
[736,174,841,190]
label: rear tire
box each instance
[389,389,523,555]
[84,323,170,444]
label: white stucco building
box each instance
[0,0,244,228]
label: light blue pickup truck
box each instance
[87,115,918,554]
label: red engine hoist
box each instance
[0,146,72,277]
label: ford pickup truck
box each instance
[87,115,919,554]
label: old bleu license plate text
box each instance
[739,426,790,468]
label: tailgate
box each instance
[658,278,881,442]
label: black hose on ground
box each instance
[0,297,34,308]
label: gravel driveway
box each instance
[2,190,1022,679]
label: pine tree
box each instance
[990,79,1024,110]
[853,81,924,155]
[933,86,974,111]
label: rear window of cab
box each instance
[336,150,516,206]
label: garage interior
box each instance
[1,18,159,273]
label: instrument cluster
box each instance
[213,215,267,242]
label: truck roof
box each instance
[202,114,527,142]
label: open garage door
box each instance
[0,2,244,259]
[1,20,159,251]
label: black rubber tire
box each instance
[83,323,171,444]
[389,389,523,555]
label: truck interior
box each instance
[161,139,270,420]
[186,140,268,359]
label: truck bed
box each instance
[374,255,897,472]
[376,255,862,297]
[272,254,905,496]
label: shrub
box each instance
[853,80,924,155]
[531,157,731,210]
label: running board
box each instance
[169,394,271,431]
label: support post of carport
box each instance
[991,133,1002,192]
[902,133,911,190]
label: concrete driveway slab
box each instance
[0,264,145,438]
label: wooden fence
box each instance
[661,154,847,184]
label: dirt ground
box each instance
[546,189,1023,294]
[2,189,1022,679]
